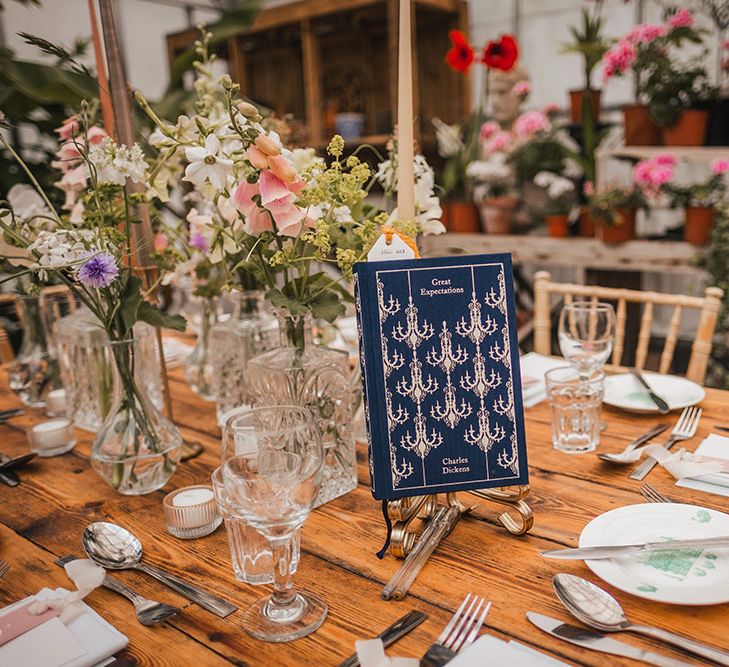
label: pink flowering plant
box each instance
[602,8,716,126]
[660,157,729,208]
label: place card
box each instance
[354,253,529,500]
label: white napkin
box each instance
[446,635,569,666]
[0,587,127,667]
[355,638,418,667]
[676,434,729,497]
[519,353,567,408]
[162,338,193,368]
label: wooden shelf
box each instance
[611,146,729,163]
[166,0,470,150]
[420,233,707,276]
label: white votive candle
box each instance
[45,388,67,417]
[164,485,221,539]
[28,418,76,457]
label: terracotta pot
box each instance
[545,214,570,238]
[478,196,518,234]
[684,206,715,245]
[440,201,481,233]
[661,109,709,147]
[569,89,601,124]
[595,208,635,244]
[623,104,661,146]
[579,208,595,237]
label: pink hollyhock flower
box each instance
[512,81,530,97]
[55,116,80,141]
[480,121,500,141]
[268,154,300,184]
[513,110,550,138]
[669,8,693,29]
[233,180,274,235]
[485,131,512,153]
[259,171,306,235]
[254,134,282,157]
[711,158,729,175]
[628,23,666,44]
[154,233,169,252]
[245,145,270,169]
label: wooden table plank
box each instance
[0,368,726,666]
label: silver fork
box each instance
[0,559,9,579]
[639,483,673,504]
[419,593,491,667]
[629,406,702,481]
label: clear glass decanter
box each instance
[184,295,219,401]
[90,337,182,495]
[8,295,60,408]
[210,290,278,424]
[246,312,358,507]
[54,309,163,432]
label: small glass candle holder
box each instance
[45,388,67,417]
[163,485,222,539]
[27,418,76,457]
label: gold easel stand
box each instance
[386,484,533,559]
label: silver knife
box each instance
[527,612,694,667]
[337,610,428,667]
[630,368,670,414]
[541,535,729,560]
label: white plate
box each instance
[580,503,729,605]
[603,372,705,413]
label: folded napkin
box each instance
[676,434,729,498]
[446,634,569,666]
[162,338,193,369]
[519,353,567,408]
[0,560,127,667]
[356,639,417,667]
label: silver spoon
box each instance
[55,556,180,626]
[82,522,237,618]
[553,573,729,666]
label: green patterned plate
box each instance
[580,503,729,605]
[603,372,704,414]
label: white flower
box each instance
[183,133,234,191]
[28,229,93,279]
[534,171,574,199]
[432,117,464,158]
[332,205,354,223]
[89,138,147,186]
[466,154,512,183]
[289,147,323,175]
[7,184,50,221]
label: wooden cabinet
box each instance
[167,0,470,148]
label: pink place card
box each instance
[0,599,59,646]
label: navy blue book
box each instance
[354,253,529,500]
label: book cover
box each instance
[354,253,529,500]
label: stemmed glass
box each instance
[222,406,326,642]
[558,301,615,375]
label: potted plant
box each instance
[588,185,645,243]
[534,171,577,237]
[432,116,481,232]
[665,158,729,245]
[466,152,518,234]
[561,1,611,124]
[602,8,715,146]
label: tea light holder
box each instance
[164,485,221,539]
[28,418,76,457]
[45,388,67,417]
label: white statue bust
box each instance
[490,65,530,129]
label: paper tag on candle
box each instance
[367,233,416,262]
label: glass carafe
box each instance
[184,295,219,401]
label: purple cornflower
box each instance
[76,252,119,288]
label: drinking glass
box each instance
[546,366,604,453]
[558,301,615,375]
[222,406,326,642]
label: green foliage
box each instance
[507,134,571,183]
[665,174,726,208]
[646,62,717,127]
[561,5,612,90]
[588,186,646,226]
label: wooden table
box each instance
[1,366,728,666]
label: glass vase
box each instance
[247,312,357,507]
[90,337,182,495]
[210,291,278,424]
[54,309,164,432]
[8,295,60,408]
[184,295,218,401]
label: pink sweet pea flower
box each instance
[669,8,693,29]
[268,154,300,184]
[711,158,729,175]
[55,116,80,141]
[245,145,270,170]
